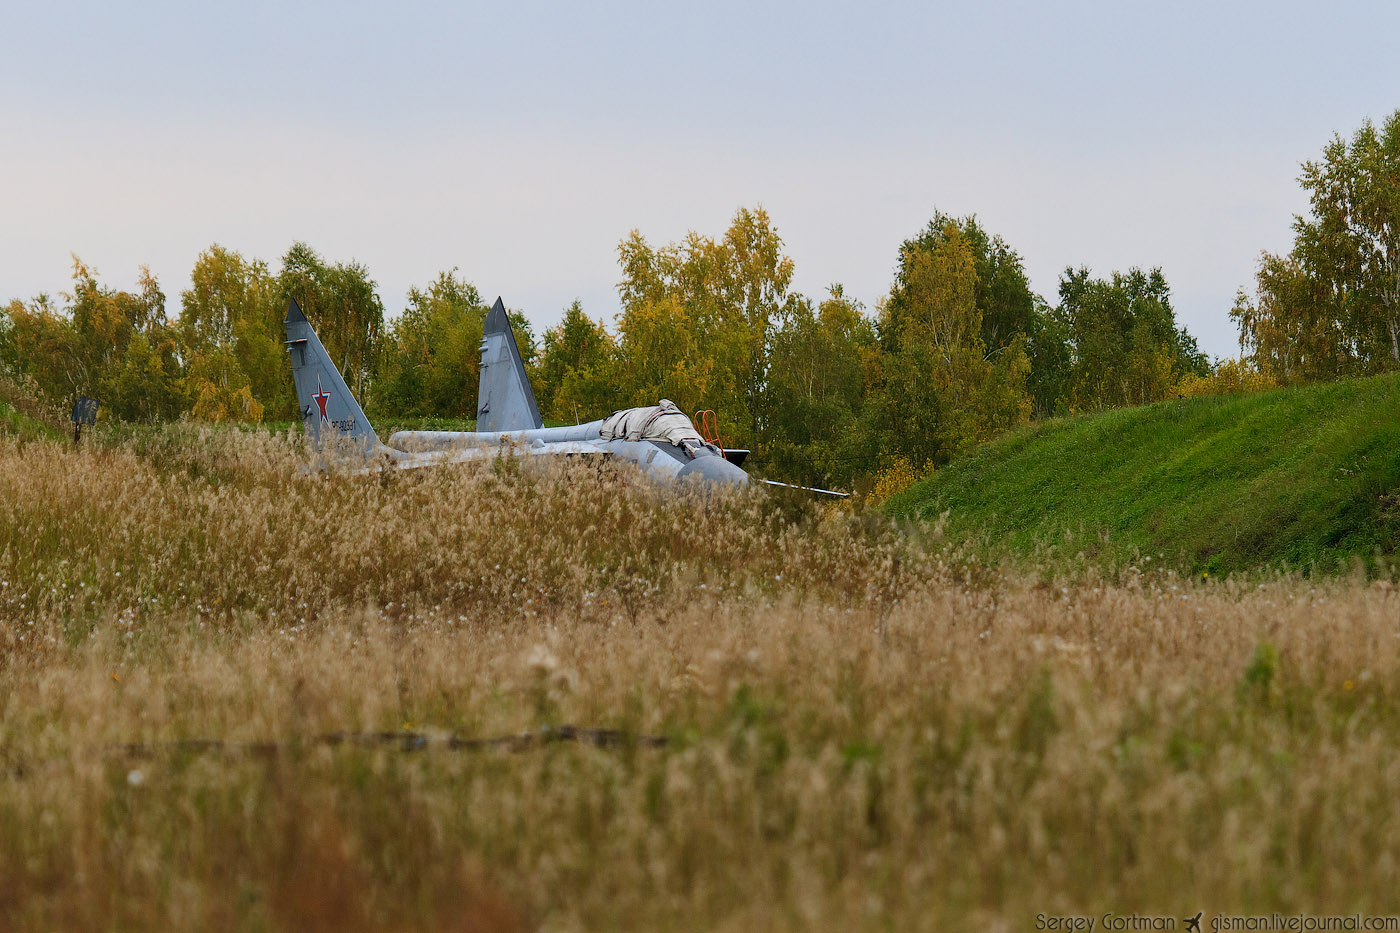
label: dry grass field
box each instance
[1,431,1397,930]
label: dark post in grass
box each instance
[71,396,98,446]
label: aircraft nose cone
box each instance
[676,453,749,487]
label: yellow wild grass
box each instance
[0,431,1397,930]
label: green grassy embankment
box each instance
[0,399,61,442]
[888,372,1400,575]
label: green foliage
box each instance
[278,242,385,401]
[1177,357,1278,399]
[0,207,1223,495]
[1,260,183,422]
[895,212,1037,353]
[1235,110,1400,380]
[108,328,186,423]
[889,372,1400,575]
[0,373,64,437]
[179,245,285,422]
[866,221,1031,471]
[1025,296,1073,416]
[0,399,60,441]
[532,300,618,424]
[760,286,875,487]
[0,246,398,428]
[615,206,799,449]
[1057,267,1208,410]
[175,244,391,424]
[370,270,489,419]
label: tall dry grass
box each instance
[0,431,1397,930]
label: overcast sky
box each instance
[4,0,1398,358]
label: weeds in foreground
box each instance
[0,434,1397,929]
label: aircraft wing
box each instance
[760,479,850,498]
[395,440,606,470]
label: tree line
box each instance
[0,210,1210,488]
[1232,110,1400,381]
[8,110,1397,489]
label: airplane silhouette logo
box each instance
[1184,912,1202,932]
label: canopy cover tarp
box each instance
[599,400,704,446]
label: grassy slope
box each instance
[889,372,1400,574]
[0,399,61,441]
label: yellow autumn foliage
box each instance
[869,454,931,501]
[1177,358,1279,398]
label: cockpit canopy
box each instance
[598,399,706,447]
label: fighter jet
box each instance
[285,296,766,488]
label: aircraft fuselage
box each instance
[388,423,749,486]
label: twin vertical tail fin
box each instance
[284,298,380,453]
[285,294,538,452]
[476,297,542,432]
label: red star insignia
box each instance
[313,375,331,425]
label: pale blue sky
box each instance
[4,0,1398,357]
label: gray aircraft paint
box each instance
[393,294,749,488]
[285,298,595,472]
[283,297,749,487]
[285,298,379,454]
[389,425,742,485]
[476,297,543,433]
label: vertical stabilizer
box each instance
[284,298,380,452]
[477,297,543,432]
